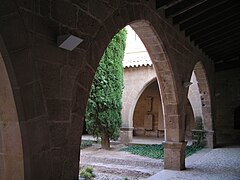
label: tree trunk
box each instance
[101,132,110,150]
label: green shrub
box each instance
[121,144,203,159]
[79,166,96,180]
[120,144,164,159]
[80,140,93,149]
[85,29,127,150]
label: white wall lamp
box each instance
[57,34,83,51]
[183,81,193,88]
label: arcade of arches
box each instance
[0,0,239,179]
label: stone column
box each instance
[163,141,187,170]
[163,103,186,170]
[205,130,215,148]
[120,127,133,144]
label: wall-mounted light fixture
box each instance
[57,34,83,51]
[183,82,193,88]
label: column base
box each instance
[163,141,187,170]
[120,127,133,144]
[205,130,215,148]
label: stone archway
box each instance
[0,36,24,179]
[75,16,185,170]
[192,61,214,148]
[132,79,164,138]
[121,66,157,142]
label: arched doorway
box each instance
[132,79,164,139]
[131,79,195,141]
[0,36,24,179]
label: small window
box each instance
[234,106,240,129]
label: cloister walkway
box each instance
[149,146,240,180]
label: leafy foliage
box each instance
[80,140,93,149]
[121,144,203,159]
[79,166,96,180]
[121,144,164,159]
[85,29,127,146]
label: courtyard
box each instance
[80,138,240,180]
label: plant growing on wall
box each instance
[85,29,127,150]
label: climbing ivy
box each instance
[85,28,127,149]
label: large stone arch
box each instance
[0,36,24,179]
[74,4,187,170]
[192,61,214,147]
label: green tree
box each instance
[85,29,127,150]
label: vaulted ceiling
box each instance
[156,0,240,72]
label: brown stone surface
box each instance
[163,141,187,170]
[51,0,77,28]
[0,0,227,179]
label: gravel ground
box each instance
[149,146,240,180]
[80,143,164,180]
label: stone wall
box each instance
[215,68,240,145]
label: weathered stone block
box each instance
[68,49,86,68]
[46,99,71,122]
[10,49,37,86]
[51,0,77,28]
[72,0,88,11]
[77,10,100,36]
[23,117,50,153]
[60,66,79,99]
[49,122,68,147]
[20,82,45,120]
[40,0,50,16]
[0,14,28,51]
[62,146,80,179]
[0,0,18,17]
[37,61,60,98]
[33,38,67,65]
[67,114,84,146]
[30,151,52,179]
[22,11,59,39]
[77,65,95,90]
[71,85,89,116]
[89,0,113,21]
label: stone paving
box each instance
[148,146,240,180]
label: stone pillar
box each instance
[120,127,133,144]
[163,141,187,170]
[205,130,215,148]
